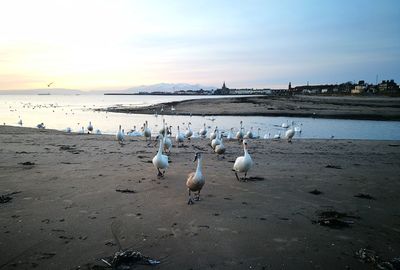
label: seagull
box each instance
[186,152,205,205]
[233,140,253,181]
[87,121,93,133]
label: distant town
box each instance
[105,80,400,96]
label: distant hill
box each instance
[0,88,84,95]
[0,83,217,95]
[123,83,216,93]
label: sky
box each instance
[0,0,399,91]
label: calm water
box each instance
[1,94,400,140]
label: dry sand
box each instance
[102,95,400,120]
[1,125,400,269]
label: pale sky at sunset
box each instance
[1,0,399,91]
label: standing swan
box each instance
[143,121,151,142]
[233,140,253,181]
[186,152,205,205]
[236,121,244,140]
[116,125,124,144]
[176,126,185,147]
[152,135,168,177]
[285,123,295,143]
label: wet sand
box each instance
[1,125,400,269]
[102,95,400,120]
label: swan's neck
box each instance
[196,157,203,175]
[157,138,164,155]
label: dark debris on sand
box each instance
[20,161,35,166]
[313,210,360,229]
[354,193,376,200]
[246,176,265,181]
[115,189,136,194]
[309,189,323,195]
[325,164,342,169]
[356,247,400,270]
[0,191,21,204]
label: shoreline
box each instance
[98,95,400,121]
[1,125,400,269]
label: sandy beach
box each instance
[102,95,400,121]
[1,125,399,269]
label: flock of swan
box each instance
[72,119,299,205]
[14,116,300,205]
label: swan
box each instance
[273,131,281,140]
[285,122,295,142]
[294,123,303,133]
[185,122,193,139]
[233,140,253,181]
[254,128,261,139]
[176,126,185,147]
[152,134,168,177]
[163,126,172,153]
[199,123,207,137]
[215,136,226,156]
[263,133,271,139]
[211,130,221,150]
[209,127,218,140]
[281,120,289,129]
[116,125,124,144]
[87,121,93,133]
[143,121,151,142]
[236,121,244,140]
[17,119,23,126]
[186,152,205,204]
[226,128,234,140]
[245,127,254,139]
[78,126,85,134]
[95,129,102,135]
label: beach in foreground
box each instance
[1,125,400,269]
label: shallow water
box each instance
[1,94,399,140]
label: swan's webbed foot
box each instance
[157,169,163,177]
[187,198,194,205]
[194,193,201,201]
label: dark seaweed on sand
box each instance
[354,193,376,200]
[314,210,359,229]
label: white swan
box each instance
[211,130,221,150]
[273,131,281,140]
[285,123,295,143]
[163,126,172,153]
[185,122,193,139]
[116,125,124,144]
[186,152,205,204]
[236,121,244,140]
[78,126,85,134]
[245,127,254,139]
[17,119,23,126]
[233,140,253,181]
[199,123,207,137]
[227,128,234,140]
[281,120,289,129]
[209,127,218,140]
[87,121,93,133]
[215,136,226,156]
[143,121,151,141]
[152,134,168,177]
[176,126,185,146]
